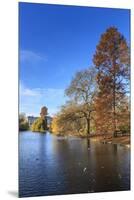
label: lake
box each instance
[19,131,130,197]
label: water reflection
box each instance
[113,144,118,154]
[19,131,130,197]
[87,139,90,149]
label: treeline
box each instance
[51,27,130,137]
[19,113,29,131]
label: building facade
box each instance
[27,116,38,126]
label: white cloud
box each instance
[19,82,66,116]
[20,50,47,63]
[20,82,40,97]
[20,82,64,98]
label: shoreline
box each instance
[100,136,130,147]
[73,134,130,147]
[87,134,130,147]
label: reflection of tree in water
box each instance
[113,144,118,154]
[87,139,91,149]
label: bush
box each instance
[119,125,130,134]
[19,121,29,131]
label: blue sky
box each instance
[19,2,130,116]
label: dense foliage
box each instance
[51,103,88,136]
[31,117,47,132]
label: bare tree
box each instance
[65,67,97,135]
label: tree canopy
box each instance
[31,117,47,132]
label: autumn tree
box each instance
[116,95,130,134]
[94,93,113,134]
[65,67,97,135]
[40,106,48,118]
[93,27,130,136]
[50,115,60,134]
[31,117,47,132]
[51,102,87,136]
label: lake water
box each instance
[19,131,130,197]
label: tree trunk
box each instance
[113,86,116,137]
[113,58,117,137]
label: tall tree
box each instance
[93,27,130,136]
[40,106,48,118]
[65,67,97,135]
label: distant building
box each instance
[46,116,53,127]
[27,116,38,126]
